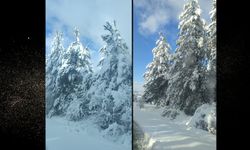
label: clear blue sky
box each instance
[133,0,212,84]
[133,14,178,83]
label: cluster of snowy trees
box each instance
[142,0,216,116]
[46,21,132,138]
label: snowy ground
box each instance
[134,103,216,150]
[46,117,130,150]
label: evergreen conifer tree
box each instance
[165,0,208,115]
[49,28,93,117]
[142,33,172,106]
[88,21,132,137]
[206,0,216,103]
[46,31,64,114]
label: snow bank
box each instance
[102,122,130,144]
[133,121,153,150]
[46,117,130,150]
[134,102,216,150]
[186,103,216,134]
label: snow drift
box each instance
[186,103,216,134]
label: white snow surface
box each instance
[46,117,131,150]
[186,103,216,134]
[134,103,216,150]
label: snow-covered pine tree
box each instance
[206,0,216,103]
[49,28,93,119]
[142,33,172,106]
[165,0,208,116]
[88,21,132,138]
[46,31,64,115]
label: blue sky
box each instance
[134,0,213,87]
[46,0,131,68]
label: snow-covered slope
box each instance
[133,103,216,150]
[46,117,130,150]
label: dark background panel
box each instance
[0,0,44,48]
[0,0,45,149]
[217,0,250,149]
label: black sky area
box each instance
[217,0,250,149]
[0,0,45,150]
[0,0,44,49]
